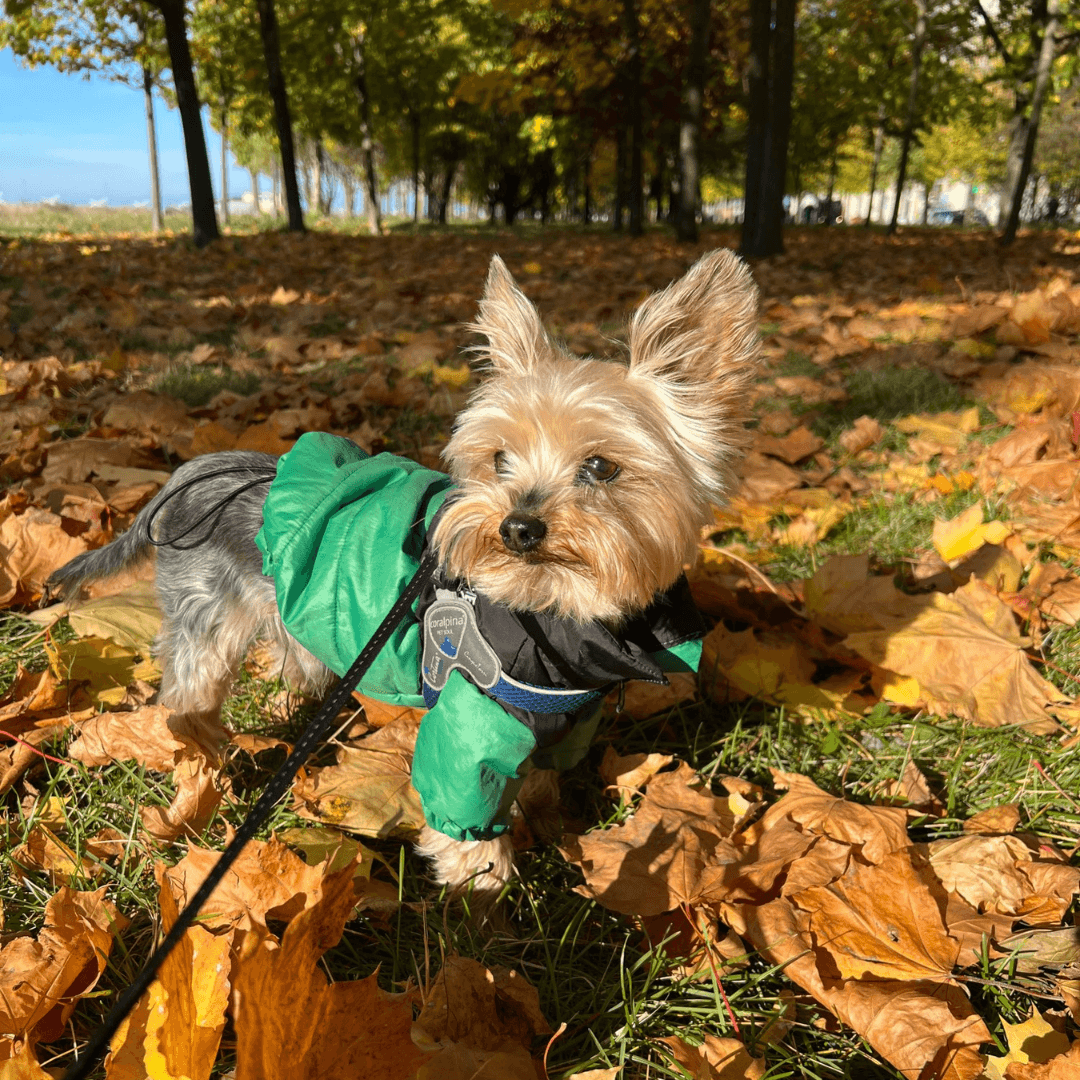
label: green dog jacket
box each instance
[255,432,704,842]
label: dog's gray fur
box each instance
[49,451,334,732]
[47,449,513,897]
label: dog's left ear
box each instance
[472,255,551,377]
[626,248,760,498]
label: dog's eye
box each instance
[578,456,620,484]
[494,450,510,478]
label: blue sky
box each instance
[1,47,252,207]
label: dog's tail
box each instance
[45,452,278,601]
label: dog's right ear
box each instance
[472,255,550,376]
[626,248,761,502]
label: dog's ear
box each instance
[627,248,759,385]
[626,248,761,498]
[472,255,550,376]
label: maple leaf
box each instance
[792,848,960,981]
[844,579,1067,731]
[291,712,426,839]
[984,1011,1073,1080]
[721,896,989,1080]
[560,762,741,916]
[106,876,231,1080]
[162,835,353,933]
[660,1035,765,1079]
[231,868,427,1080]
[0,888,127,1058]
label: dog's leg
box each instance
[154,567,277,748]
[415,826,514,904]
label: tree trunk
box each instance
[740,0,795,257]
[272,158,281,215]
[220,110,230,225]
[865,105,885,227]
[614,125,627,231]
[676,0,709,242]
[313,139,325,215]
[436,160,456,224]
[254,0,304,232]
[411,114,421,223]
[142,64,163,233]
[343,173,356,218]
[249,168,261,215]
[888,0,927,235]
[148,0,218,246]
[621,0,644,235]
[1001,0,1060,246]
[824,151,837,224]
[351,29,383,236]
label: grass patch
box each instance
[812,367,972,433]
[152,364,261,407]
[762,487,986,582]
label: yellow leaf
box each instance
[933,504,1012,563]
[879,671,922,706]
[984,1009,1072,1080]
[431,364,471,387]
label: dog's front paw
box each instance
[415,825,514,905]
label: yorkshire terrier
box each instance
[47,249,760,902]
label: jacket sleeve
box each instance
[652,636,703,673]
[411,670,537,841]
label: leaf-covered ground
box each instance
[2,221,1080,1079]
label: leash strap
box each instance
[62,548,440,1080]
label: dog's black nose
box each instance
[500,513,547,553]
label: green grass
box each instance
[761,488,986,582]
[152,363,261,407]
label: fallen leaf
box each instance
[107,873,232,1080]
[561,763,739,916]
[292,712,426,839]
[792,848,960,981]
[985,1010,1072,1080]
[660,1034,765,1079]
[232,867,426,1080]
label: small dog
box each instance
[47,249,760,900]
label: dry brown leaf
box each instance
[413,956,551,1054]
[12,824,98,885]
[0,1044,54,1076]
[660,1034,765,1079]
[106,875,231,1080]
[232,868,426,1080]
[792,848,960,981]
[0,505,89,605]
[292,712,425,839]
[768,772,910,865]
[163,836,348,933]
[838,415,885,454]
[722,895,989,1080]
[963,804,1022,835]
[140,746,225,842]
[0,888,126,1053]
[753,425,824,464]
[561,762,739,915]
[598,746,674,796]
[928,834,1080,924]
[845,578,1066,731]
[68,704,186,772]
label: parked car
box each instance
[928,207,990,227]
[801,199,844,225]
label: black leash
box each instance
[144,466,278,550]
[62,548,439,1080]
